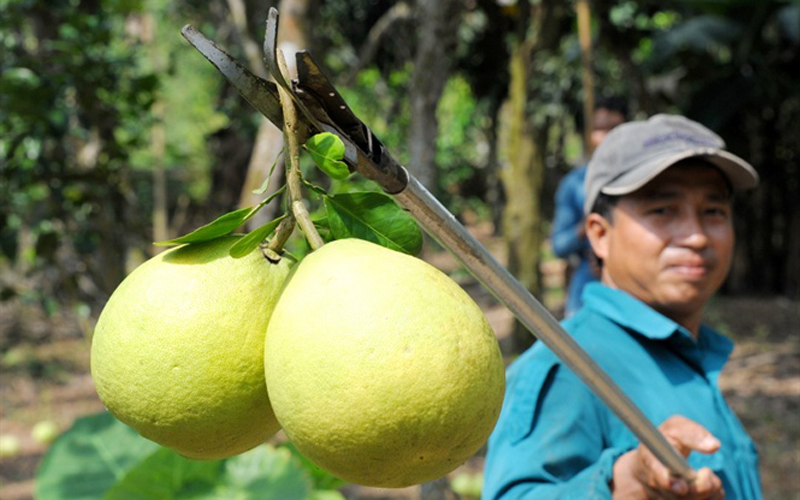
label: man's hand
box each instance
[611,415,725,499]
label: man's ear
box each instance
[585,212,612,262]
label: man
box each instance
[552,96,628,317]
[482,114,762,499]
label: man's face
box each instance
[590,108,626,149]
[587,161,735,322]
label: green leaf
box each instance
[202,445,311,500]
[311,213,329,226]
[252,174,273,196]
[229,215,287,258]
[154,206,253,246]
[252,149,284,195]
[36,412,160,500]
[301,177,330,197]
[304,132,350,180]
[102,448,222,500]
[324,192,423,255]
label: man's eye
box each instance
[705,207,729,217]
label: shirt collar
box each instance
[581,282,734,375]
[581,282,682,340]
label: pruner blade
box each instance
[181,25,285,132]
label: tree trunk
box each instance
[576,0,595,155]
[785,202,800,298]
[499,0,565,354]
[407,0,463,193]
[236,0,311,227]
[499,41,540,354]
[486,97,506,234]
[151,100,169,247]
[142,13,169,250]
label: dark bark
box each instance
[407,0,463,193]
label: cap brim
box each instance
[600,147,759,197]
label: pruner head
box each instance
[181,7,408,194]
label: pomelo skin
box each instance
[91,236,292,460]
[264,238,505,487]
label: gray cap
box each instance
[584,114,759,214]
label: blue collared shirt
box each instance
[482,283,763,500]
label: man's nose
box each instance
[677,212,710,249]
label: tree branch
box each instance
[276,49,325,251]
[266,215,296,257]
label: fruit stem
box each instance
[275,48,325,251]
[267,215,296,256]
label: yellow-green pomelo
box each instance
[264,238,505,487]
[91,236,292,460]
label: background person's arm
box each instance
[551,169,587,259]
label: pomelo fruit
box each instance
[91,236,292,460]
[264,238,505,487]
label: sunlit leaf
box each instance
[229,215,287,258]
[36,412,159,500]
[304,132,350,180]
[252,175,273,196]
[252,149,284,195]
[324,192,423,255]
[154,206,253,246]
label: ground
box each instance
[1,232,798,500]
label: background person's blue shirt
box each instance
[551,165,596,317]
[482,283,763,500]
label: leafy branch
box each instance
[151,54,422,259]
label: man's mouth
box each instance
[668,261,712,280]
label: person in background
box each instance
[551,96,628,317]
[483,114,762,499]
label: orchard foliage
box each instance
[4,0,797,311]
[36,412,345,500]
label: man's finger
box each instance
[660,416,721,456]
[692,467,725,498]
[637,446,678,493]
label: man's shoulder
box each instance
[507,307,625,384]
[508,305,657,398]
[506,340,560,387]
[563,306,635,357]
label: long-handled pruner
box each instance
[181,8,696,482]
